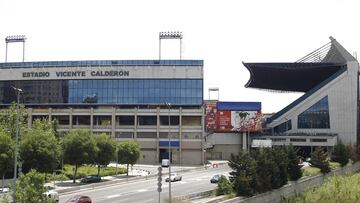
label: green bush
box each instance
[216,176,233,195]
[63,164,126,179]
[331,141,350,167]
[310,147,330,174]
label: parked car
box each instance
[165,173,182,182]
[210,174,221,183]
[43,185,59,203]
[80,175,101,184]
[162,159,170,167]
[0,188,9,194]
[65,195,92,203]
[210,174,229,183]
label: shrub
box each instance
[310,147,330,174]
[287,145,302,181]
[216,175,233,195]
[331,141,350,167]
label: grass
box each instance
[60,164,127,180]
[303,167,321,177]
[282,172,360,203]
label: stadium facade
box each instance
[243,37,359,153]
[0,60,204,165]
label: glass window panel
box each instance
[298,96,330,129]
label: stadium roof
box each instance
[243,62,342,92]
[243,37,355,93]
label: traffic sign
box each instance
[157,188,162,192]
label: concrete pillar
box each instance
[69,108,73,129]
[156,106,160,163]
[179,107,182,166]
[27,108,32,128]
[111,107,116,138]
[90,107,94,133]
[242,132,247,150]
[201,105,205,165]
[134,107,138,140]
[48,108,52,121]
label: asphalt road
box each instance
[59,165,231,203]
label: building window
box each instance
[273,120,292,133]
[298,96,330,129]
[138,116,157,125]
[159,116,179,126]
[118,116,134,125]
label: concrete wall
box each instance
[182,150,202,165]
[224,162,360,203]
[139,149,157,164]
[208,145,241,160]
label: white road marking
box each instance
[137,189,148,193]
[107,194,121,199]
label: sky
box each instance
[0,0,359,113]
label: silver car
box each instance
[165,173,182,182]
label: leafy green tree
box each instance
[63,130,98,183]
[310,147,330,174]
[287,145,302,181]
[15,169,55,203]
[94,133,116,176]
[19,119,61,173]
[228,151,257,196]
[117,141,140,176]
[331,140,350,167]
[0,103,26,139]
[216,175,233,195]
[0,131,14,189]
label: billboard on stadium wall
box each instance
[217,110,262,132]
[205,101,218,132]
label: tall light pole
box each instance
[165,102,172,203]
[159,31,183,60]
[12,86,22,202]
[5,35,26,62]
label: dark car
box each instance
[80,175,101,184]
[210,174,221,183]
[65,195,92,203]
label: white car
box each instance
[43,186,59,203]
[165,173,182,182]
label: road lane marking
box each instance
[107,194,121,199]
[137,189,148,193]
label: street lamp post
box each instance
[12,86,22,202]
[165,102,172,203]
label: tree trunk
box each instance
[126,164,129,176]
[97,165,101,176]
[73,164,78,183]
[2,174,4,191]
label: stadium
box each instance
[0,59,204,165]
[243,37,360,155]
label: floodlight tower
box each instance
[5,35,26,62]
[159,31,183,60]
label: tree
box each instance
[0,131,14,189]
[272,147,289,187]
[14,169,55,203]
[19,119,61,173]
[94,133,116,176]
[117,141,140,176]
[0,103,26,140]
[310,147,330,174]
[228,151,257,196]
[254,148,279,192]
[216,175,233,195]
[287,145,302,181]
[63,130,97,183]
[331,140,350,167]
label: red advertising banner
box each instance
[205,101,217,132]
[217,110,262,132]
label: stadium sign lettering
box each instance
[23,72,50,78]
[90,70,130,77]
[21,70,130,78]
